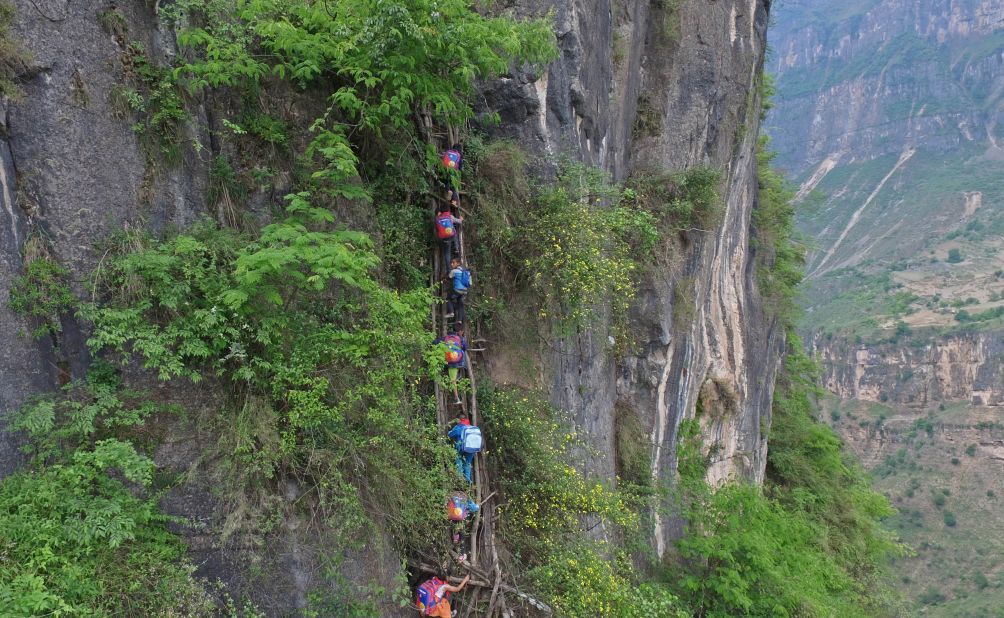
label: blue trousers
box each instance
[455,451,474,483]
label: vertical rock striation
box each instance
[483,0,778,555]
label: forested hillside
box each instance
[0,1,899,616]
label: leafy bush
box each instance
[83,220,455,552]
[121,42,189,164]
[479,385,636,563]
[468,151,657,336]
[8,250,75,339]
[625,165,723,234]
[946,248,963,263]
[0,0,30,100]
[477,385,688,616]
[759,339,900,616]
[753,136,806,320]
[170,0,556,203]
[0,440,213,616]
[943,510,957,527]
[528,544,687,618]
[525,163,657,333]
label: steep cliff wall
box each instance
[483,0,777,555]
[0,1,210,476]
[0,0,776,603]
[815,332,1004,407]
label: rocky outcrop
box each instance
[815,332,1004,407]
[0,1,210,475]
[486,0,777,556]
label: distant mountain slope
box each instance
[768,0,1004,338]
[770,2,1004,614]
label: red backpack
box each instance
[443,334,464,364]
[442,149,461,170]
[447,493,469,522]
[416,578,447,615]
[435,212,456,239]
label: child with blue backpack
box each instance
[445,257,472,324]
[447,412,482,484]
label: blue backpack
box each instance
[460,425,482,454]
[454,268,472,293]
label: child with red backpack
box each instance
[416,573,470,617]
[433,329,468,404]
[441,143,463,204]
[447,491,480,562]
[434,202,462,276]
[447,412,482,484]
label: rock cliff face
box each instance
[485,0,777,555]
[0,1,209,477]
[0,0,776,601]
[815,333,1004,407]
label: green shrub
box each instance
[0,1,30,100]
[525,162,657,333]
[966,444,977,457]
[760,339,900,616]
[479,385,636,564]
[528,544,688,618]
[121,42,189,165]
[626,165,723,234]
[933,493,946,508]
[946,248,963,263]
[753,136,806,321]
[0,440,213,616]
[943,510,957,527]
[83,220,456,554]
[479,385,676,616]
[8,252,76,339]
[973,571,989,590]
